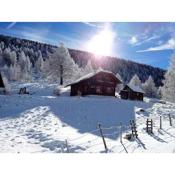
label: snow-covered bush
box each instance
[53,86,62,96]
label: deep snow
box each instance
[0,82,175,153]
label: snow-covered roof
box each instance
[66,69,122,86]
[127,84,145,94]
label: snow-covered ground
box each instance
[0,82,175,153]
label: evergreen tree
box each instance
[45,43,81,83]
[9,65,16,81]
[18,51,31,81]
[142,75,157,98]
[83,60,94,75]
[10,51,17,66]
[129,74,141,86]
[35,52,44,73]
[2,48,12,66]
[157,86,162,99]
[162,54,175,102]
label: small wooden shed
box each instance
[66,70,122,96]
[120,84,144,101]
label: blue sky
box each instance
[0,22,175,69]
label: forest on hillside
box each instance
[0,34,165,86]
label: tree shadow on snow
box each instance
[50,96,154,140]
[0,94,154,142]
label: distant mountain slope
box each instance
[69,50,165,86]
[0,34,165,86]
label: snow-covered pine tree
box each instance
[162,54,175,102]
[45,43,81,84]
[142,75,157,98]
[157,86,162,99]
[35,51,44,73]
[9,65,16,81]
[0,64,10,79]
[83,60,94,75]
[10,51,17,66]
[42,58,50,80]
[129,74,141,86]
[25,55,32,81]
[2,48,12,66]
[15,64,22,81]
[18,51,32,81]
[0,41,5,50]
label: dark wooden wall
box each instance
[120,85,143,101]
[70,72,119,96]
[0,74,5,88]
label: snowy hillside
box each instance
[0,82,175,153]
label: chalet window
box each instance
[106,87,113,93]
[104,76,112,82]
[96,86,102,94]
[90,85,96,90]
[77,90,82,96]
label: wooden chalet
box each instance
[0,72,5,94]
[66,70,122,96]
[119,84,144,101]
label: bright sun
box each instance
[85,25,116,56]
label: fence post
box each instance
[65,139,70,153]
[169,114,172,126]
[130,120,138,138]
[146,119,153,134]
[151,119,153,133]
[119,122,123,143]
[160,115,162,129]
[146,119,148,133]
[98,123,108,153]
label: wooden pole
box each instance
[169,114,172,126]
[65,139,69,153]
[151,119,153,133]
[60,65,63,85]
[120,122,123,143]
[146,119,148,133]
[160,116,162,129]
[98,123,108,153]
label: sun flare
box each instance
[85,25,116,56]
